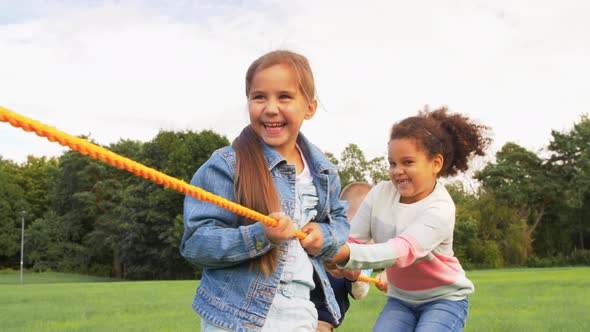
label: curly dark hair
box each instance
[389,106,492,177]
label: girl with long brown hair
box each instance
[181,50,350,331]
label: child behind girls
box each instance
[330,107,491,331]
[316,182,373,332]
[180,50,350,331]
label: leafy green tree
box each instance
[546,114,590,249]
[338,144,368,187]
[367,156,389,184]
[26,211,85,272]
[101,130,229,279]
[450,182,528,267]
[0,158,28,267]
[28,146,109,273]
[23,130,230,279]
[337,144,388,187]
[448,183,481,268]
[475,143,557,239]
[82,140,143,277]
[323,151,339,166]
[15,156,58,221]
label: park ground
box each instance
[1,267,589,331]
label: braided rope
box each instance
[0,105,378,284]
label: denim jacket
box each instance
[180,133,350,332]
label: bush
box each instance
[568,249,590,265]
[527,255,562,268]
[527,249,590,267]
[480,240,504,268]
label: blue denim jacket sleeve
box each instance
[315,171,350,260]
[180,151,276,270]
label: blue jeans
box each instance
[372,297,469,332]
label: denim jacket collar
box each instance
[260,133,337,175]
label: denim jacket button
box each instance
[255,241,264,250]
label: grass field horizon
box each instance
[1,267,589,331]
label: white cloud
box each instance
[1,0,589,168]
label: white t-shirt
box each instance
[280,147,316,288]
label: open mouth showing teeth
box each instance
[264,123,285,128]
[263,122,285,135]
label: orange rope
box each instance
[0,105,305,240]
[0,105,380,284]
[357,275,380,284]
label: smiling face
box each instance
[247,64,317,159]
[388,138,443,204]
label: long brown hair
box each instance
[233,50,316,276]
[232,126,280,276]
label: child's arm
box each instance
[180,152,286,269]
[340,201,453,270]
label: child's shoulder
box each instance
[297,134,338,173]
[431,181,454,205]
[202,146,237,169]
[363,181,397,204]
[214,145,235,158]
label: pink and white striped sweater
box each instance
[342,180,474,304]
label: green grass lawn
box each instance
[343,267,590,332]
[1,270,198,331]
[0,270,116,285]
[1,267,588,331]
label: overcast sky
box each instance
[1,0,589,168]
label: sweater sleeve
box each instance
[343,200,454,270]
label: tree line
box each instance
[1,115,589,279]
